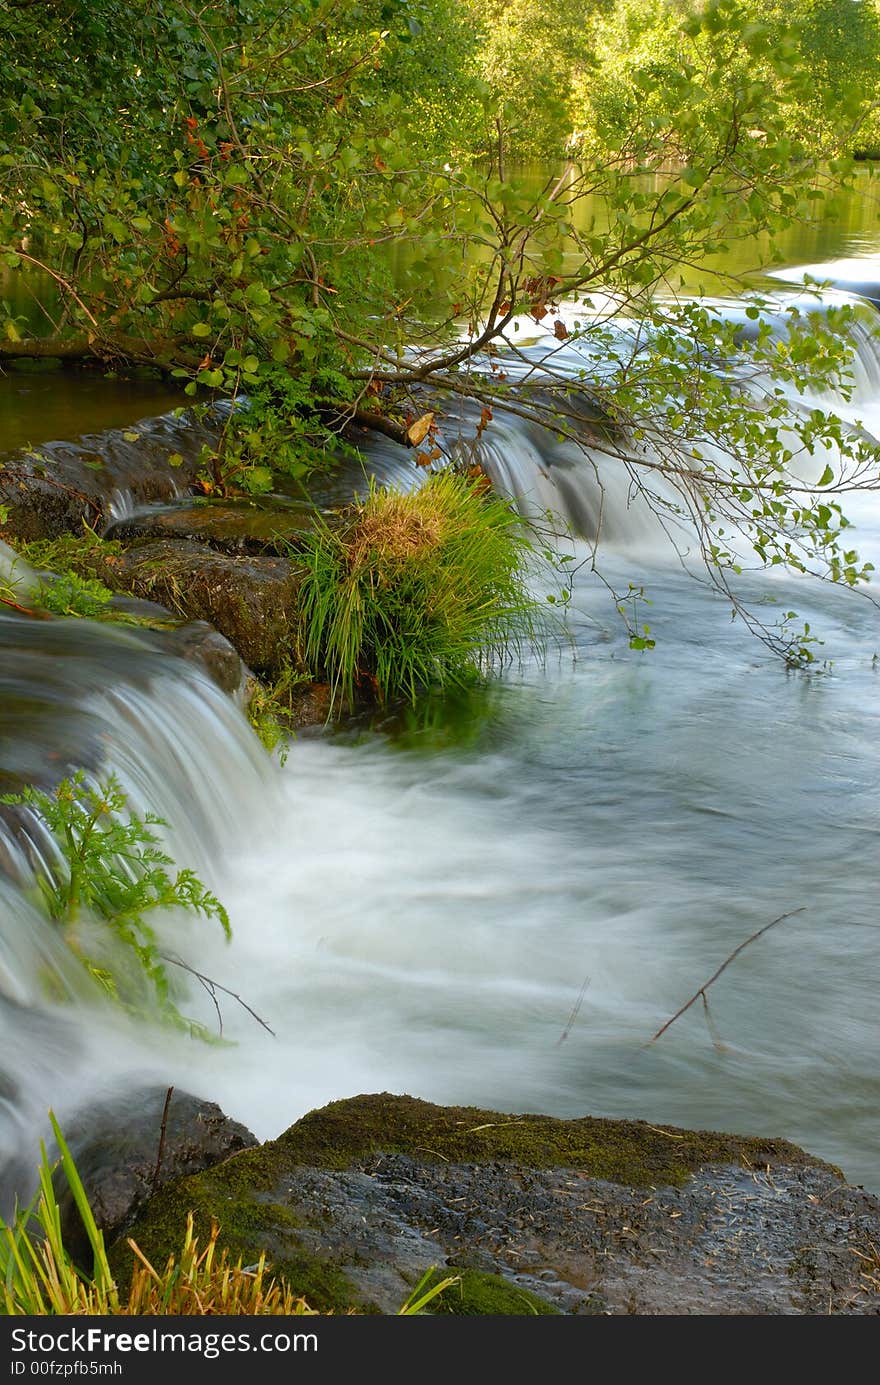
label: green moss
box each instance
[10,530,124,582]
[261,1255,366,1315]
[5,532,181,628]
[423,1268,559,1316]
[273,1093,837,1188]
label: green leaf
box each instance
[241,465,273,494]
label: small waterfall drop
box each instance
[414,283,880,558]
[0,606,281,1194]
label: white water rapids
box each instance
[1,261,879,1200]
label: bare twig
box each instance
[556,975,590,1046]
[160,952,276,1037]
[4,250,100,328]
[0,594,41,616]
[151,1085,174,1193]
[701,991,729,1053]
[643,908,806,1047]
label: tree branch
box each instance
[643,908,806,1047]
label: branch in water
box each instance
[151,1084,174,1193]
[643,908,806,1047]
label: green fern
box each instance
[0,772,230,1036]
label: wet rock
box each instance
[162,621,250,699]
[84,539,306,675]
[107,498,322,556]
[56,1086,259,1270]
[113,1092,880,1315]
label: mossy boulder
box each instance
[111,1092,880,1316]
[266,1092,832,1185]
[81,538,307,676]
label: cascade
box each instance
[406,280,880,553]
[0,264,878,1200]
[0,602,280,1193]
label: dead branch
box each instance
[643,907,806,1047]
[160,952,276,1037]
[556,974,590,1047]
[151,1084,174,1193]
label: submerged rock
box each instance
[107,497,321,556]
[111,1092,880,1315]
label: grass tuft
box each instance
[296,469,548,713]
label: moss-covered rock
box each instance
[112,1092,863,1317]
[81,538,307,676]
[420,1268,560,1316]
[270,1092,837,1186]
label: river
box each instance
[0,172,878,1199]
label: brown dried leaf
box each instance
[407,412,436,447]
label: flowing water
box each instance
[1,182,880,1199]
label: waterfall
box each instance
[406,281,880,553]
[0,607,281,1198]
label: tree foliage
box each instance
[1,0,879,660]
[462,0,605,158]
[572,0,880,157]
